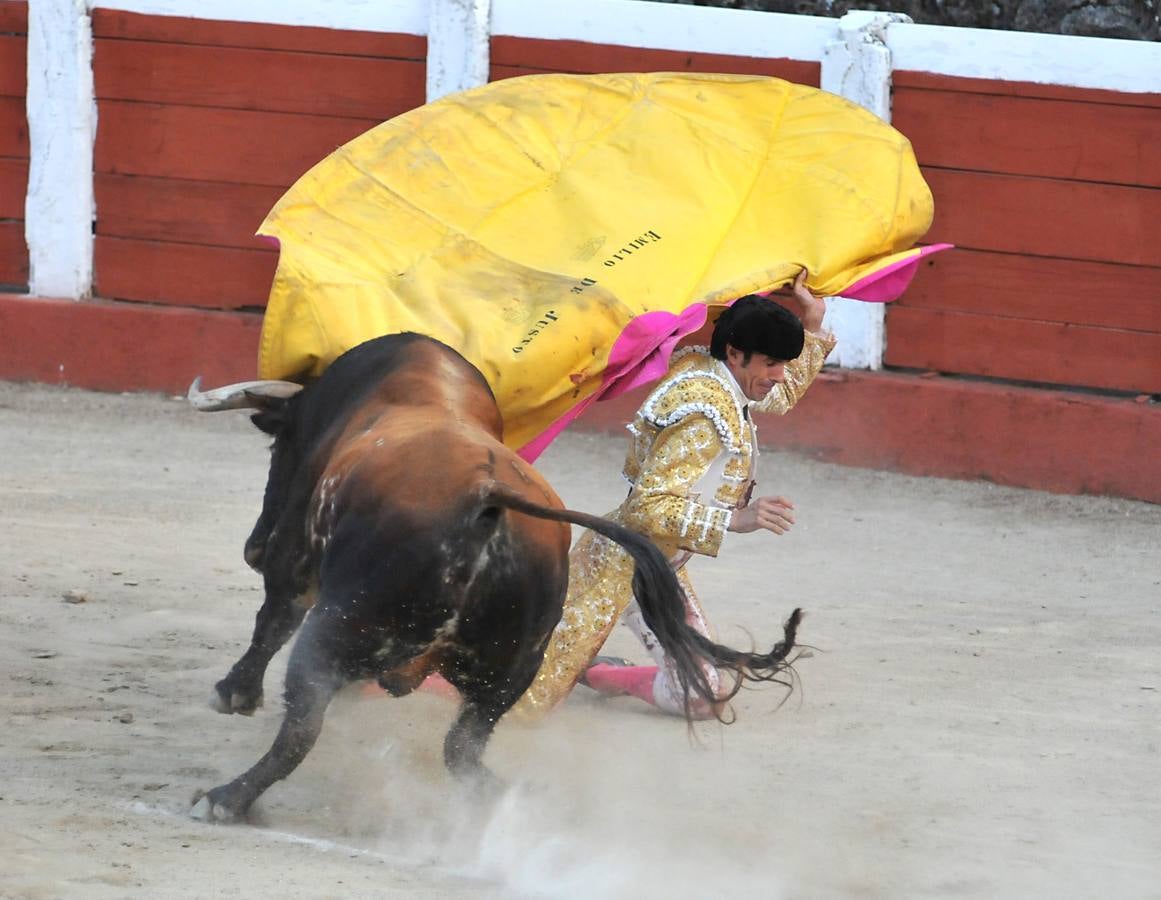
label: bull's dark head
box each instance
[188,377,307,573]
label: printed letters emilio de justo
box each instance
[512,230,663,355]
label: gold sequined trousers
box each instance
[509,507,711,720]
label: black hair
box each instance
[709,295,805,363]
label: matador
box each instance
[512,271,835,720]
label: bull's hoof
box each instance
[210,680,263,715]
[190,787,246,824]
[450,764,506,803]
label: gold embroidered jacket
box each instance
[512,331,836,718]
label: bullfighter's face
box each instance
[724,345,787,401]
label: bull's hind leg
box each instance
[443,699,508,791]
[193,611,342,823]
[212,574,312,715]
[442,662,542,791]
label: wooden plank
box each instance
[581,366,1161,503]
[884,306,1161,394]
[924,169,1161,268]
[894,71,1161,110]
[0,220,28,288]
[94,101,375,186]
[94,236,276,310]
[897,248,1161,334]
[94,38,425,119]
[0,155,27,218]
[95,174,282,249]
[0,2,27,34]
[490,36,820,85]
[894,87,1161,188]
[0,95,28,157]
[0,34,25,96]
[7,287,1156,502]
[0,293,263,392]
[91,9,424,59]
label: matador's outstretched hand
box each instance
[728,495,796,535]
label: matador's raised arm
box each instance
[750,330,837,416]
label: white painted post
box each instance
[25,0,95,300]
[426,0,492,103]
[820,10,910,370]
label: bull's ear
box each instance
[250,408,286,435]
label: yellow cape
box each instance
[257,72,944,457]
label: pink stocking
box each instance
[583,664,658,705]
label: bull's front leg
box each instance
[212,572,313,715]
[193,613,342,822]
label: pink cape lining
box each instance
[516,243,954,461]
[516,305,709,461]
[840,243,953,302]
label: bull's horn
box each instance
[187,376,304,411]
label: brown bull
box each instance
[188,333,801,822]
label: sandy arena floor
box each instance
[1,381,1159,899]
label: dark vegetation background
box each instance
[640,0,1159,40]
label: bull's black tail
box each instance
[480,485,802,723]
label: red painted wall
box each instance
[90,10,427,312]
[0,1,28,291]
[577,367,1161,504]
[890,73,1161,396]
[1,11,429,390]
[2,17,1157,502]
[0,294,261,391]
[490,36,819,85]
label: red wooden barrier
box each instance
[490,36,820,85]
[0,293,261,390]
[890,72,1161,395]
[90,10,427,311]
[0,1,28,290]
[4,12,1157,502]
